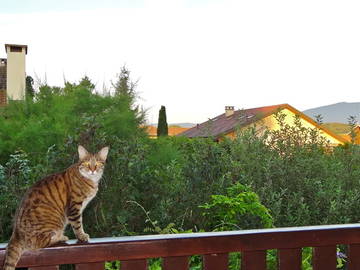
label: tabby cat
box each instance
[2,145,109,270]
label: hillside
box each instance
[303,102,360,123]
[322,122,351,134]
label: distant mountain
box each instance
[170,123,196,128]
[303,102,360,124]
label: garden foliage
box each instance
[0,73,359,270]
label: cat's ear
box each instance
[98,146,109,161]
[78,145,89,161]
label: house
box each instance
[146,125,190,138]
[340,126,360,144]
[0,44,28,106]
[178,104,347,146]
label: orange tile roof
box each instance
[339,134,351,142]
[146,126,189,137]
[168,126,190,136]
[178,104,347,144]
[146,126,157,137]
[178,104,286,138]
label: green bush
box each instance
[0,72,146,161]
[1,73,360,253]
[0,73,147,241]
[200,183,273,230]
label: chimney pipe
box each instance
[225,106,235,117]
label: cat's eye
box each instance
[83,161,90,166]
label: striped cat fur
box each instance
[2,145,109,270]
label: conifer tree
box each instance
[112,66,136,103]
[112,65,145,125]
[25,75,35,98]
[157,105,168,137]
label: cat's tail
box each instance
[2,235,24,270]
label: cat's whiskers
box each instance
[79,169,103,182]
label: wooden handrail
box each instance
[1,223,360,269]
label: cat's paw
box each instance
[77,233,90,243]
[59,235,69,242]
[49,233,69,246]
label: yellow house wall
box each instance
[352,128,360,144]
[224,108,343,145]
[6,46,26,100]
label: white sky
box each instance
[1,0,360,124]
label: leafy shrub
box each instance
[0,75,145,164]
[0,151,33,240]
[199,183,273,230]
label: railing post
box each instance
[278,248,301,270]
[121,259,147,270]
[348,244,360,270]
[76,262,104,270]
[203,253,228,270]
[29,266,59,270]
[163,256,188,270]
[242,250,266,270]
[313,246,337,270]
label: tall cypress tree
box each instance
[157,105,168,137]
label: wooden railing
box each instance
[1,224,360,269]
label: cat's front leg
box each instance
[68,204,90,242]
[69,214,89,242]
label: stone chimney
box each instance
[225,106,235,117]
[5,44,27,101]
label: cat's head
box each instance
[78,145,109,182]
